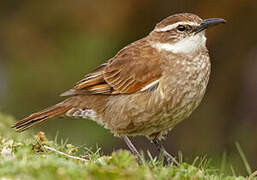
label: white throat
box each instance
[152,32,207,54]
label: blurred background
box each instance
[0,0,256,175]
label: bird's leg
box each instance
[122,136,141,160]
[152,138,177,165]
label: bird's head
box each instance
[150,13,226,54]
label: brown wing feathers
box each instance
[75,74,105,90]
[61,38,162,96]
[74,63,107,90]
[12,38,162,132]
[60,64,112,96]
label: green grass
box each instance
[0,113,256,180]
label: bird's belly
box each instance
[139,88,205,139]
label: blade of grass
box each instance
[220,151,227,174]
[178,150,183,163]
[230,165,236,177]
[54,131,59,145]
[192,156,199,166]
[235,142,252,175]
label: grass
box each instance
[0,113,256,180]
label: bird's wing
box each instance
[60,38,162,96]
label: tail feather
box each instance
[12,105,71,132]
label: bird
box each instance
[12,13,226,163]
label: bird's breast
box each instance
[159,52,210,101]
[152,52,211,130]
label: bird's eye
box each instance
[177,25,186,32]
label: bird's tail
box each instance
[12,102,71,132]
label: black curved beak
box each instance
[194,18,226,34]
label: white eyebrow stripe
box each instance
[155,21,199,32]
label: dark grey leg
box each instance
[152,138,177,165]
[122,136,140,158]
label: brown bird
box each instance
[12,13,226,162]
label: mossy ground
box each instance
[0,113,255,180]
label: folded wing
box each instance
[61,38,162,96]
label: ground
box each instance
[0,113,255,180]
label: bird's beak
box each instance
[194,18,226,34]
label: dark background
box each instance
[0,0,256,175]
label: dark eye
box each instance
[177,25,186,32]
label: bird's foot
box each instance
[122,136,142,164]
[152,138,178,166]
[161,149,177,165]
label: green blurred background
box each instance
[0,0,257,173]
